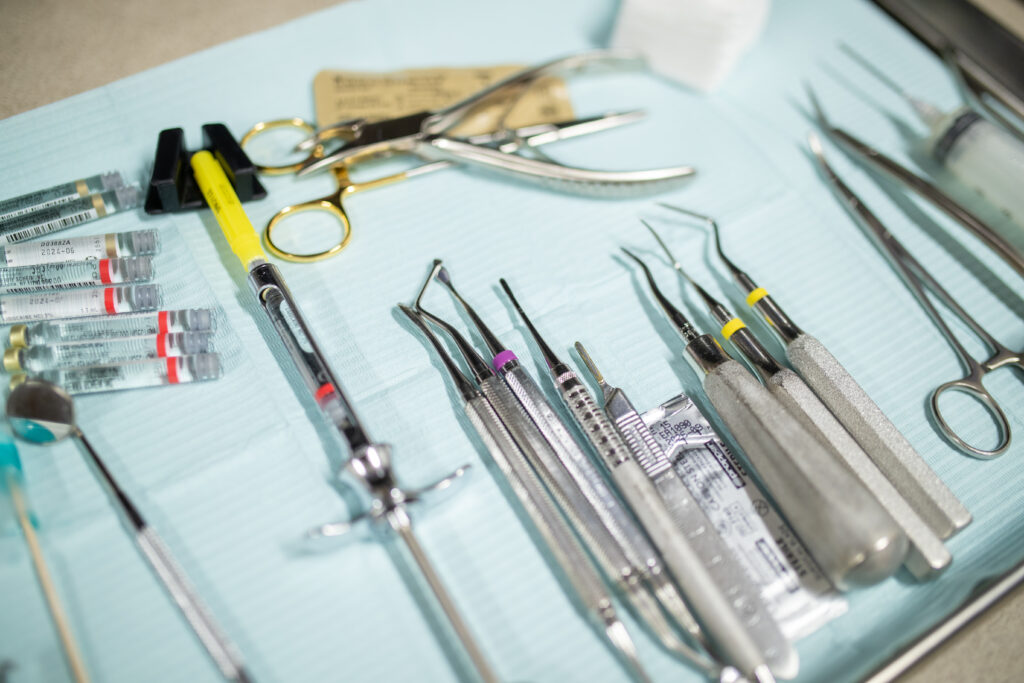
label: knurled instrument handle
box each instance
[786,333,971,539]
[703,359,905,590]
[463,395,612,611]
[766,366,951,580]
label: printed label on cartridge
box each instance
[0,193,80,222]
[0,206,100,244]
[3,235,108,267]
[1,288,111,322]
[643,393,847,640]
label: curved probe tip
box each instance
[414,259,445,312]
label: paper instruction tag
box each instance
[313,65,574,138]
[642,393,848,641]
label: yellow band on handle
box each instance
[746,287,769,307]
[190,151,267,271]
[720,317,746,340]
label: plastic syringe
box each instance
[842,44,1024,228]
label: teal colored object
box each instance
[0,430,24,534]
[0,0,1022,682]
[0,431,23,472]
[5,419,56,446]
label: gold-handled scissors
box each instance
[241,117,452,262]
[241,111,652,262]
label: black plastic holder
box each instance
[144,123,267,214]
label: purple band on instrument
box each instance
[492,349,518,371]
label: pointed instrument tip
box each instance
[603,619,652,683]
[499,278,560,367]
[573,341,605,385]
[804,82,830,128]
[414,260,446,311]
[620,246,643,264]
[641,219,680,268]
[657,202,714,225]
[498,278,522,313]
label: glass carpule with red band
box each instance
[0,284,161,323]
[0,256,154,294]
[12,353,221,394]
[3,332,212,374]
[9,308,212,347]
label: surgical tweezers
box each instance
[296,51,695,196]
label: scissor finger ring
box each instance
[241,118,320,175]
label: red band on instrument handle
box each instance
[314,383,335,403]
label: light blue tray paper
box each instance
[1,0,1022,681]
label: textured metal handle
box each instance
[763,368,909,583]
[703,360,902,590]
[464,397,611,610]
[556,375,777,680]
[496,367,659,567]
[767,368,950,580]
[786,333,971,539]
[477,377,637,583]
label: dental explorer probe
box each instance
[413,263,716,670]
[573,341,798,678]
[425,266,711,645]
[500,280,781,683]
[643,221,938,580]
[622,248,899,591]
[190,154,497,683]
[398,305,656,683]
[657,203,971,540]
